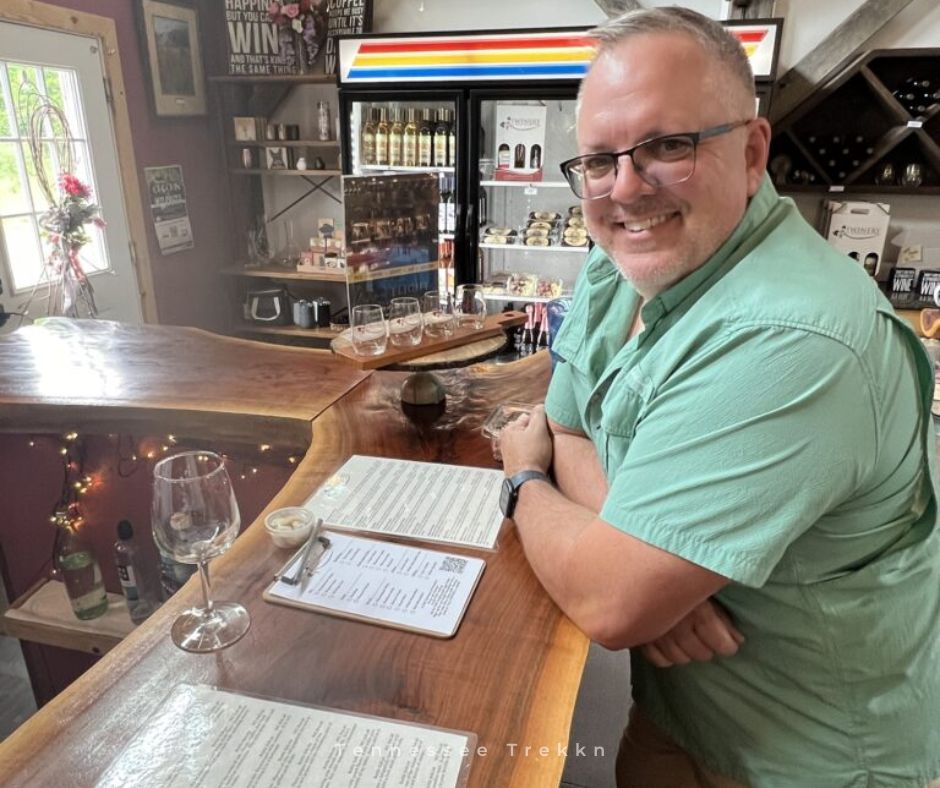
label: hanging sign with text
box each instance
[224,0,286,76]
[324,0,373,76]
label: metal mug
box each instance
[292,299,313,329]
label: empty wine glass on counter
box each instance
[422,290,456,338]
[456,284,487,330]
[350,303,388,356]
[151,451,249,653]
[388,297,424,346]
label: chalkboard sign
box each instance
[324,0,373,76]
[224,0,285,76]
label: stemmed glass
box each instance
[456,284,487,330]
[152,451,250,653]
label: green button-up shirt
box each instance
[546,177,940,786]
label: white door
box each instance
[0,21,142,324]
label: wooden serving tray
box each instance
[331,310,526,370]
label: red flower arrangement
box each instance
[266,0,328,70]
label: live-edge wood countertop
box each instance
[0,319,589,788]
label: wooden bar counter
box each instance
[0,319,589,787]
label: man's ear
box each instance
[745,117,772,196]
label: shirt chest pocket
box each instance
[592,366,653,475]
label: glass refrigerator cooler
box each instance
[336,28,595,318]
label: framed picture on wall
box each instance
[139,0,207,116]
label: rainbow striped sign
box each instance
[727,23,780,79]
[338,31,596,84]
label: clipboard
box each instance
[263,531,485,639]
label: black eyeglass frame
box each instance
[559,119,751,199]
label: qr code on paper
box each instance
[440,556,467,574]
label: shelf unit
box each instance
[212,70,348,348]
[479,241,588,254]
[769,48,940,194]
[480,180,571,189]
[358,164,455,174]
[3,578,133,655]
[220,265,346,283]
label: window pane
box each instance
[0,142,28,215]
[43,69,84,142]
[79,225,109,274]
[0,72,12,138]
[7,64,43,136]
[70,142,95,192]
[20,141,55,211]
[3,214,44,291]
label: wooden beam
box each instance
[594,0,642,17]
[770,0,918,124]
[723,0,776,19]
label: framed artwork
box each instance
[139,0,207,116]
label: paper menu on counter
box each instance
[264,531,485,639]
[95,684,475,788]
[304,455,504,550]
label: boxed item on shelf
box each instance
[494,103,547,180]
[823,200,891,277]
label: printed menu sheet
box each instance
[264,531,485,638]
[303,455,505,550]
[96,684,475,788]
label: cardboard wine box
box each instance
[494,103,547,181]
[823,200,891,277]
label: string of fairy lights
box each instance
[31,431,305,535]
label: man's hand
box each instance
[640,598,744,667]
[500,404,553,476]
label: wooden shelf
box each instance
[230,139,340,148]
[231,168,342,176]
[3,578,134,655]
[221,265,347,283]
[209,74,336,85]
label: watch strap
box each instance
[502,469,551,518]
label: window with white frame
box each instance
[0,59,109,294]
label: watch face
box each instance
[499,477,514,517]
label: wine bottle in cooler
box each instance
[360,107,377,166]
[418,108,434,167]
[375,107,390,167]
[445,177,456,234]
[434,108,450,168]
[403,107,418,167]
[388,108,404,167]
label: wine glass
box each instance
[422,290,456,338]
[456,284,487,330]
[350,303,388,356]
[152,451,250,653]
[388,296,423,346]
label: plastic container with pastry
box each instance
[483,234,514,245]
[524,227,550,238]
[568,205,583,217]
[565,216,586,229]
[481,280,508,296]
[507,272,538,296]
[563,226,588,240]
[526,220,554,231]
[525,236,551,247]
[562,235,590,247]
[528,210,561,222]
[484,225,516,237]
[536,277,564,298]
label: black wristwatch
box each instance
[499,469,551,519]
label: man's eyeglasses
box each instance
[559,120,751,200]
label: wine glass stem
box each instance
[197,560,214,612]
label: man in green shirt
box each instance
[499,8,940,787]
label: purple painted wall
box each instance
[36,0,236,329]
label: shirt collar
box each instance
[642,175,779,323]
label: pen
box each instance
[300,518,326,595]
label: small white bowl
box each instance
[264,507,315,549]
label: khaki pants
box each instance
[615,706,940,788]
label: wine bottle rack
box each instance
[769,48,940,194]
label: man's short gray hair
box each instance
[588,7,755,103]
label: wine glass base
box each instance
[170,602,251,653]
